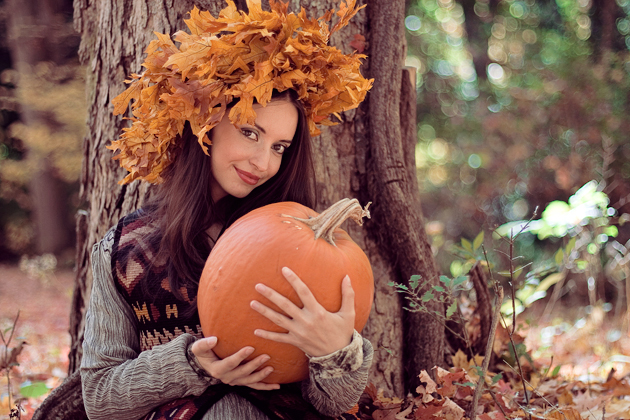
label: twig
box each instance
[469,286,503,420]
[486,389,509,419]
[500,314,532,420]
[454,300,477,364]
[1,311,20,414]
[398,291,470,344]
[501,360,571,420]
[0,310,20,347]
[509,228,517,335]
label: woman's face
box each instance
[209,100,298,202]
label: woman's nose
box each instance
[249,146,271,172]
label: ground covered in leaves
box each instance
[0,264,74,419]
[1,264,629,419]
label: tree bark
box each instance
[366,0,443,392]
[5,0,73,255]
[591,0,627,59]
[54,2,443,417]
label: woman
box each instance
[80,1,373,419]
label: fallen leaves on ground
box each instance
[0,264,73,420]
[362,359,630,420]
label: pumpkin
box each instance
[197,198,374,384]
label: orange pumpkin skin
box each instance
[197,201,374,384]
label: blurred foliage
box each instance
[406,0,630,311]
[1,64,85,186]
[495,181,630,320]
[0,63,85,256]
[0,0,84,258]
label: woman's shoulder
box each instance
[112,208,158,247]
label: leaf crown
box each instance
[109,0,373,184]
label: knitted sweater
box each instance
[80,212,373,420]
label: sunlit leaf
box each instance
[446,301,458,318]
[554,248,564,266]
[20,381,49,399]
[473,231,484,251]
[551,365,562,377]
[536,272,565,294]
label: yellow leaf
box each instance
[547,408,583,420]
[451,350,469,371]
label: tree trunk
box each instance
[38,1,444,416]
[5,0,73,255]
[591,0,627,59]
[366,0,443,391]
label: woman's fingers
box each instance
[191,336,218,358]
[221,354,280,390]
[222,353,268,380]
[247,381,282,391]
[339,275,356,318]
[252,282,304,325]
[218,346,255,371]
[252,327,292,344]
[192,338,281,390]
[250,267,320,322]
[281,267,318,307]
[251,270,357,357]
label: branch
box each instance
[468,286,503,420]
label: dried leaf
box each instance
[478,411,506,420]
[416,370,438,403]
[0,340,27,371]
[547,407,583,420]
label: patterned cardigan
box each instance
[80,211,373,420]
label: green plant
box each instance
[496,180,627,319]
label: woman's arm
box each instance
[80,231,217,420]
[301,330,373,416]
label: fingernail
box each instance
[250,300,260,309]
[261,355,270,363]
[345,275,351,285]
[282,267,291,274]
[255,283,267,292]
[207,336,217,344]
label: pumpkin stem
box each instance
[291,198,371,246]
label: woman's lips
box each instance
[235,168,260,185]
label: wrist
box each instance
[186,341,213,380]
[307,331,364,379]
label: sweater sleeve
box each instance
[80,230,219,420]
[301,330,374,417]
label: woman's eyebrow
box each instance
[253,123,293,143]
[254,123,266,134]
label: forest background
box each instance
[0,0,630,418]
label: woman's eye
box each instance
[240,129,258,140]
[273,144,288,154]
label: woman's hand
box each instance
[190,337,280,390]
[250,266,355,357]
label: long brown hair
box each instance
[140,89,315,301]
